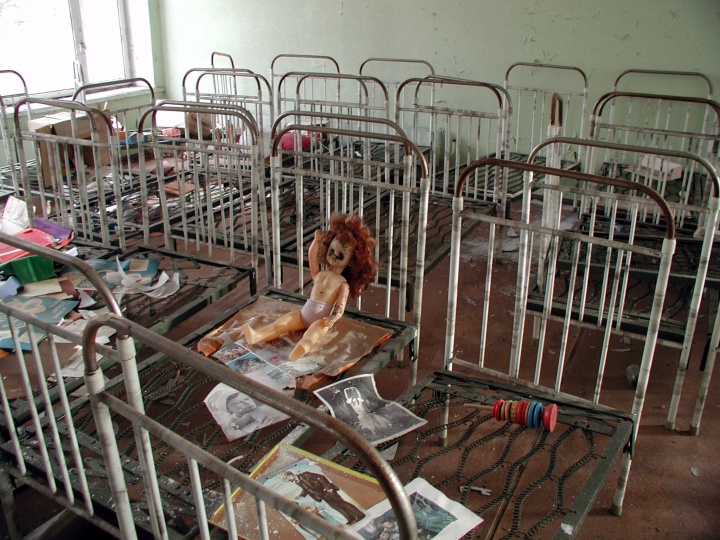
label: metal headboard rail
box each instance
[530,136,720,199]
[71,77,155,103]
[455,157,677,238]
[613,69,713,98]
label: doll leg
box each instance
[243,311,305,345]
[289,319,331,361]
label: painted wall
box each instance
[155,0,720,114]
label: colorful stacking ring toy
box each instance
[464,399,559,432]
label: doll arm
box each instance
[309,229,323,278]
[325,282,350,326]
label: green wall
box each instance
[155,0,720,116]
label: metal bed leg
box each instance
[0,467,21,540]
[611,452,632,516]
[690,297,720,436]
[438,394,450,448]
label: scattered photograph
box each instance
[211,342,249,364]
[349,477,483,540]
[239,336,325,375]
[314,374,427,445]
[204,369,290,441]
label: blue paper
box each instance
[0,277,22,300]
[0,295,79,351]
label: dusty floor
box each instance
[1,219,719,540]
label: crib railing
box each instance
[82,313,416,539]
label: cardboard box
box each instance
[27,112,111,187]
[628,155,683,181]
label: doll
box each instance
[243,213,376,360]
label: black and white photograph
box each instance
[349,478,483,540]
[203,370,290,441]
[313,374,427,445]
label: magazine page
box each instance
[209,444,386,539]
[0,295,78,351]
[349,477,483,539]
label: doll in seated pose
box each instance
[243,213,376,360]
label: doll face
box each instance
[326,237,353,268]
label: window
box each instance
[0,0,152,97]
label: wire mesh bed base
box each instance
[69,241,256,336]
[327,368,632,540]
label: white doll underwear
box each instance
[300,299,333,326]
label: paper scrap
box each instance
[0,196,31,235]
[17,278,63,297]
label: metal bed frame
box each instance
[542,138,720,442]
[395,75,512,214]
[586,92,720,432]
[589,92,720,178]
[264,109,498,318]
[11,98,257,332]
[358,57,435,122]
[181,67,275,159]
[275,72,390,121]
[503,63,588,201]
[612,68,714,100]
[270,54,341,120]
[326,159,677,538]
[13,98,128,247]
[134,100,268,272]
[210,51,236,70]
[269,122,431,385]
[72,78,158,197]
[0,70,36,197]
[0,236,415,538]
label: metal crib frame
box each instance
[0,231,415,538]
[181,67,275,156]
[395,75,513,212]
[276,72,390,120]
[81,313,417,540]
[136,100,269,273]
[531,138,720,428]
[269,123,431,386]
[324,159,677,538]
[270,54,341,118]
[72,77,157,200]
[612,68,714,100]
[358,57,435,122]
[0,70,33,197]
[503,62,589,164]
[586,93,720,431]
[13,98,127,247]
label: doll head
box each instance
[319,213,376,298]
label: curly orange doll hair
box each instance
[318,213,377,298]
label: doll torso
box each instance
[309,270,348,304]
